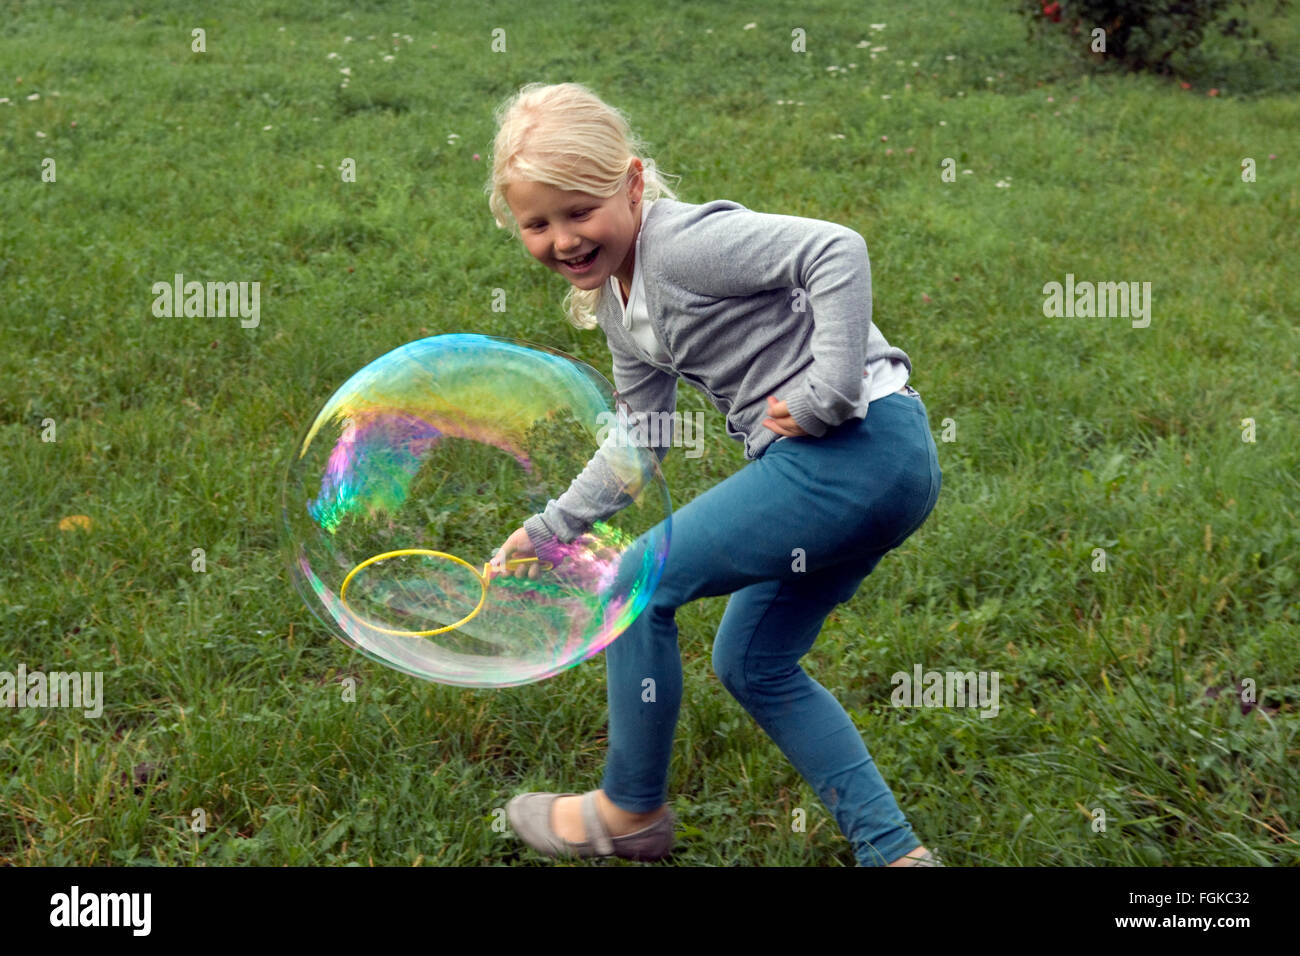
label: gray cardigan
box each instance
[523,196,912,563]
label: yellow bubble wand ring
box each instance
[339,548,554,639]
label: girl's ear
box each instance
[628,159,645,202]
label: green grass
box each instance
[1,0,1297,866]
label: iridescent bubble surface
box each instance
[281,334,671,687]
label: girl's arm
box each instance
[657,200,879,438]
[522,341,678,565]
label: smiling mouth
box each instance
[560,248,599,267]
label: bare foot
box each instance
[551,790,667,844]
[887,845,935,866]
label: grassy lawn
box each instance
[1,0,1297,866]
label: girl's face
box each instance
[504,162,644,294]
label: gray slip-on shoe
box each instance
[858,846,947,867]
[899,847,945,866]
[506,790,675,862]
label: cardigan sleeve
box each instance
[522,338,678,564]
[658,201,873,438]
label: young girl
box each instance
[485,82,943,866]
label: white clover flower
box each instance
[35,130,46,138]
[27,92,40,101]
[263,125,273,131]
[857,40,870,47]
[945,54,956,61]
[340,67,352,75]
[383,54,395,61]
[327,52,340,59]
[870,23,886,30]
[743,22,756,30]
[995,180,1009,188]
[962,169,973,175]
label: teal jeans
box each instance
[600,387,942,866]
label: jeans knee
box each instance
[613,519,674,578]
[608,534,656,605]
[713,647,791,699]
[712,647,747,698]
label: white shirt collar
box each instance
[616,199,654,330]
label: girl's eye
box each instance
[528,209,591,231]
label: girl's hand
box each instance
[762,395,809,438]
[490,526,542,580]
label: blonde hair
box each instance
[485,82,681,330]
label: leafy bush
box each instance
[1016,0,1291,75]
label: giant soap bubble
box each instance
[282,333,672,688]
